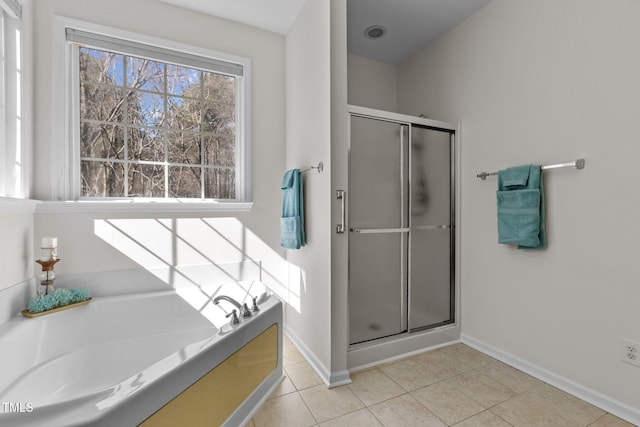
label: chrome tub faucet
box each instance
[213,295,253,324]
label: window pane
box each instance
[205,168,235,199]
[167,132,200,164]
[80,84,125,123]
[81,160,125,197]
[128,127,164,161]
[128,164,165,197]
[167,64,200,97]
[203,136,234,167]
[202,72,235,103]
[127,91,164,127]
[169,166,201,198]
[80,123,124,159]
[80,48,123,86]
[166,96,200,131]
[201,72,235,135]
[126,56,164,92]
[201,103,235,134]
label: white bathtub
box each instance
[0,289,283,426]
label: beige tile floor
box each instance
[246,336,635,427]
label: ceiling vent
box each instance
[364,25,387,40]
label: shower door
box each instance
[348,114,454,346]
[409,125,454,331]
[349,116,408,344]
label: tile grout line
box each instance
[450,408,515,427]
[349,365,454,426]
[253,343,632,427]
[295,389,320,427]
[346,368,422,427]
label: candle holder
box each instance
[36,237,59,296]
[35,258,59,296]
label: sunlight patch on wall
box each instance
[94,218,175,268]
[93,217,301,316]
[287,262,303,313]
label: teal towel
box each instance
[501,166,530,188]
[281,169,306,249]
[497,165,547,249]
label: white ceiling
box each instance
[157,0,307,35]
[158,0,492,64]
[348,0,492,64]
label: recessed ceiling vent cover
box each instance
[364,25,387,40]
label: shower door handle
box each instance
[413,225,451,230]
[350,228,410,234]
[336,190,346,234]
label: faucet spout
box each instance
[214,295,253,320]
[213,295,242,310]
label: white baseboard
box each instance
[284,325,352,388]
[329,370,352,388]
[461,334,640,426]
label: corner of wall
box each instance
[283,0,333,373]
[0,278,34,325]
[329,0,350,383]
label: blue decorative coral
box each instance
[27,288,91,313]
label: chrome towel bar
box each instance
[477,158,585,180]
[301,162,323,174]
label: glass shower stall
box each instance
[347,108,456,346]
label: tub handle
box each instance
[241,303,253,318]
[251,296,260,313]
[226,309,240,325]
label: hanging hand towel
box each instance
[501,165,530,188]
[281,169,306,249]
[497,164,547,249]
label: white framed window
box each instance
[53,18,252,205]
[0,0,23,198]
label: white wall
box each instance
[30,1,287,295]
[284,0,333,380]
[347,53,397,112]
[398,0,640,415]
[330,0,350,385]
[0,209,34,291]
[0,206,35,324]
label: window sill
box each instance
[35,199,254,214]
[0,198,38,213]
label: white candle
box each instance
[41,237,58,249]
[40,237,58,260]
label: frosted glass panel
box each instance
[349,116,406,345]
[349,116,403,229]
[410,126,453,330]
[409,228,451,329]
[411,126,451,226]
[349,233,404,344]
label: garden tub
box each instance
[0,288,283,426]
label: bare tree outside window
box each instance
[79,47,237,199]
